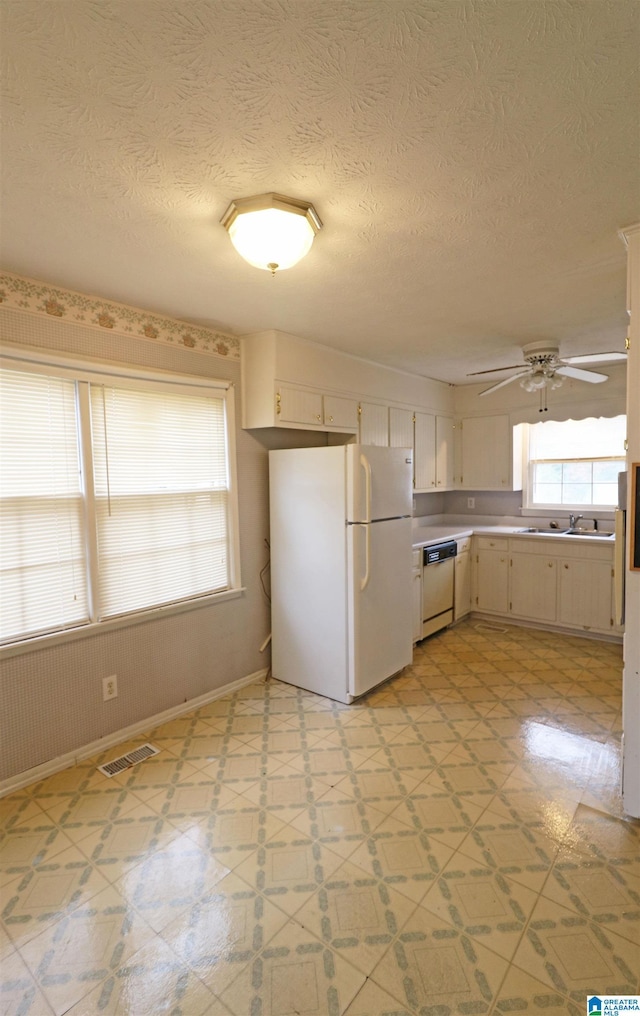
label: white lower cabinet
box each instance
[454,539,471,620]
[412,549,423,643]
[510,552,557,622]
[557,559,614,632]
[472,536,617,636]
[475,538,509,614]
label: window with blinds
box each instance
[0,356,239,645]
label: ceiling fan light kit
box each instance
[220,193,322,274]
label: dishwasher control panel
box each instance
[423,540,457,566]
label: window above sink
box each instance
[523,415,626,512]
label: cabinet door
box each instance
[323,395,359,430]
[436,416,455,490]
[510,552,557,622]
[558,559,613,632]
[412,550,423,643]
[359,402,389,446]
[414,412,436,491]
[389,407,414,449]
[476,548,509,613]
[460,415,511,489]
[278,386,323,426]
[454,550,471,620]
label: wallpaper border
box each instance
[0,271,240,360]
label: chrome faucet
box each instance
[569,513,584,529]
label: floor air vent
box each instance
[97,742,160,778]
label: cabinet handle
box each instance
[548,562,553,568]
[316,414,321,421]
[276,392,281,415]
[329,416,334,422]
[564,563,569,569]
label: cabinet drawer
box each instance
[412,549,422,568]
[457,537,471,554]
[476,536,508,551]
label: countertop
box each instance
[411,523,615,549]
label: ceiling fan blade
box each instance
[563,351,627,365]
[479,371,530,396]
[555,365,608,383]
[467,364,526,376]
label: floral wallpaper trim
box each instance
[0,272,240,360]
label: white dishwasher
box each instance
[422,540,457,638]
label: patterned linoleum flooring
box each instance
[1,619,638,1016]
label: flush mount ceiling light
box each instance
[220,193,322,275]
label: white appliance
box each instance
[269,444,414,704]
[422,540,457,637]
[614,470,627,626]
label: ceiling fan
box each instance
[468,341,627,397]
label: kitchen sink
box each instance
[565,528,614,538]
[518,527,570,535]
[517,527,613,538]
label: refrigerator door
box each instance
[347,516,413,697]
[269,446,350,703]
[346,445,413,523]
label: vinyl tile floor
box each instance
[1,620,638,1016]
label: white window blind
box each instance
[0,369,88,642]
[1,350,238,646]
[89,383,231,618]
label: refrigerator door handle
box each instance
[361,522,371,591]
[360,453,372,524]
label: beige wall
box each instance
[0,303,323,783]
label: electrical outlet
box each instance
[103,675,118,701]
[467,497,475,509]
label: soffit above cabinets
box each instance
[1,0,638,383]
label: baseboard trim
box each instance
[0,668,268,798]
[468,612,623,644]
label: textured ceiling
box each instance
[1,0,638,383]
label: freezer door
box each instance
[346,445,413,523]
[347,516,413,697]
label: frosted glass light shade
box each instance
[520,370,565,393]
[221,193,322,273]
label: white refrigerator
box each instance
[269,444,414,703]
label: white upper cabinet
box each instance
[458,414,523,490]
[277,386,359,430]
[414,412,436,490]
[241,330,454,438]
[389,409,455,491]
[277,385,323,426]
[389,407,414,449]
[436,416,455,489]
[324,395,360,430]
[359,401,389,446]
